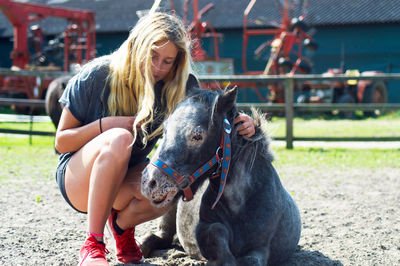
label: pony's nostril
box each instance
[149,179,157,189]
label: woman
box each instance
[55,12,255,266]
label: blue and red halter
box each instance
[151,115,232,209]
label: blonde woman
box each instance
[55,12,255,266]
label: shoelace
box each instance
[86,241,110,258]
[116,229,141,254]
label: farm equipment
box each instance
[241,0,316,103]
[242,0,387,113]
[169,0,234,85]
[0,0,95,118]
[176,0,387,115]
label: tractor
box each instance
[0,0,95,124]
[174,0,387,117]
[242,0,387,116]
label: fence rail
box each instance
[1,72,400,148]
[0,68,68,78]
[0,98,52,138]
[0,98,46,107]
[0,68,65,138]
[199,73,400,148]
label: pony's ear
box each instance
[186,74,202,96]
[215,86,238,114]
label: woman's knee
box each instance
[105,128,134,146]
[100,128,134,161]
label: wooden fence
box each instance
[199,73,400,148]
[1,69,400,148]
[0,68,64,138]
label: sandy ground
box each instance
[0,145,399,265]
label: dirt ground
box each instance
[0,145,399,265]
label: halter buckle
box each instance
[223,117,231,134]
[215,146,222,161]
[178,178,190,190]
[211,161,222,178]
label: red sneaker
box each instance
[106,210,143,263]
[79,235,109,266]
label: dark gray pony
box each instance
[141,87,301,265]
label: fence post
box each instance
[284,77,294,149]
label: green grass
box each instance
[2,112,400,140]
[0,138,58,185]
[267,112,400,138]
[0,121,56,132]
[0,134,55,146]
[0,113,399,186]
[272,146,399,169]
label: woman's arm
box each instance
[55,107,100,154]
[55,107,136,154]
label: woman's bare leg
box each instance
[64,128,133,241]
[112,162,171,230]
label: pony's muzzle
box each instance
[141,164,179,207]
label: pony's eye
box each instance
[192,133,203,141]
[188,127,205,146]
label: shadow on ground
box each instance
[119,245,342,266]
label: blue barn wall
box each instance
[96,33,128,57]
[201,24,400,103]
[0,23,399,103]
[0,38,13,68]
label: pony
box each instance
[141,87,301,265]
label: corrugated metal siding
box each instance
[1,0,400,37]
[0,0,399,102]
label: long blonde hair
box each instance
[107,12,191,146]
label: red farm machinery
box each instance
[168,0,234,89]
[242,0,387,117]
[0,0,95,121]
[173,0,387,116]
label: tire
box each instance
[362,81,387,117]
[338,93,355,119]
[45,75,72,128]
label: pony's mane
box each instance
[230,107,274,173]
[186,88,274,172]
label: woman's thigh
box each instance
[64,128,134,212]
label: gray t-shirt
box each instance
[57,55,199,172]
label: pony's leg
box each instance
[141,204,177,257]
[196,222,236,266]
[237,246,270,266]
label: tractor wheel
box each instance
[338,93,355,119]
[362,81,387,117]
[45,75,72,128]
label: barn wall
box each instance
[0,23,399,103]
[201,24,400,103]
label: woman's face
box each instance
[151,40,178,82]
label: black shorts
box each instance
[55,153,149,214]
[55,153,86,214]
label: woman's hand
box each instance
[234,113,255,138]
[101,116,137,132]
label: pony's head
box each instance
[141,87,238,208]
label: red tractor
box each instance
[242,0,387,115]
[175,0,387,116]
[0,0,95,123]
[169,0,234,88]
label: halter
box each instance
[151,115,232,209]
